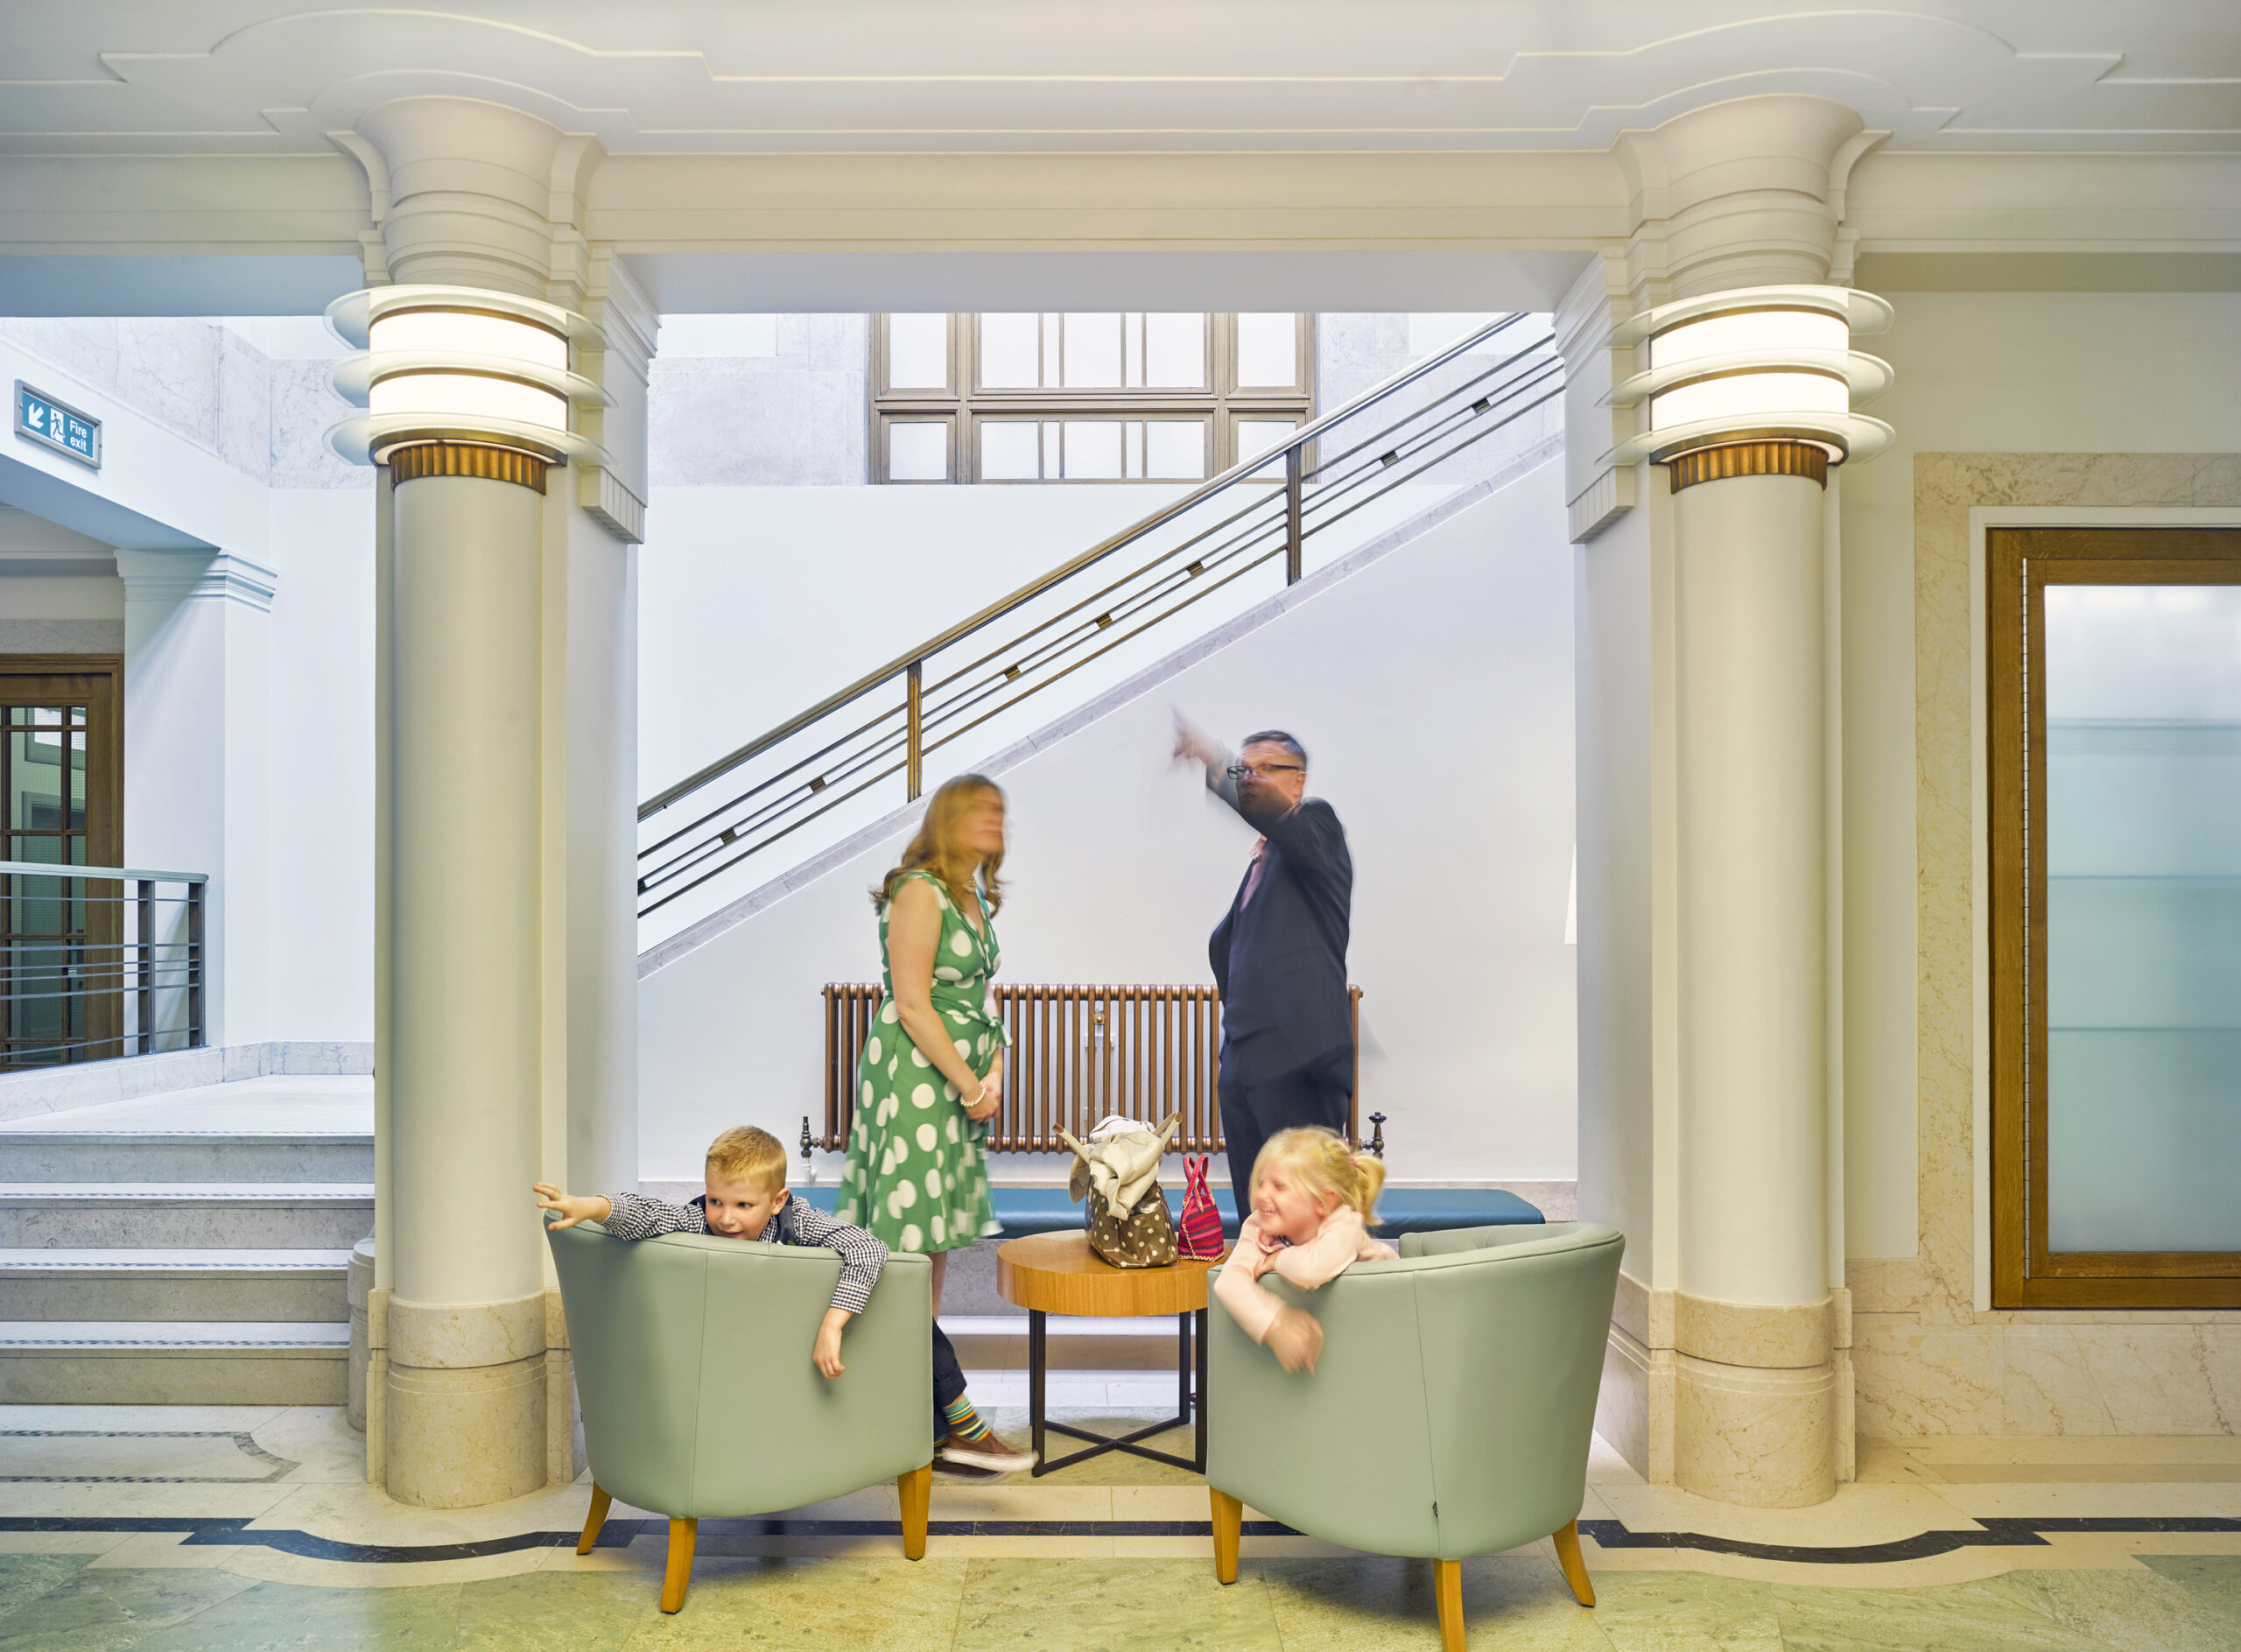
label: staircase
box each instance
[0,1076,371,1403]
[637,311,1563,942]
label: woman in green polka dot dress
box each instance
[836,772,1032,1474]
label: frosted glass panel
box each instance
[886,420,949,481]
[1236,419,1295,480]
[2042,583,2241,1253]
[1146,420,1205,480]
[1063,314,1122,387]
[1063,421,1122,479]
[1145,314,1205,388]
[1235,313,1297,387]
[980,314,1041,388]
[887,314,950,388]
[980,421,1040,480]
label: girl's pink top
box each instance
[1212,1207,1397,1344]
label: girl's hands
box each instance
[533,1184,610,1231]
[965,1052,1004,1122]
[1265,1305,1324,1374]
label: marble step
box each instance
[0,1076,373,1183]
[0,1248,349,1321]
[0,1185,375,1248]
[0,1319,348,1404]
[0,1130,374,1184]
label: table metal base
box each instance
[1027,1306,1207,1477]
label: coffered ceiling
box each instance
[4,3,2236,157]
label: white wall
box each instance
[265,489,376,1042]
[1837,290,2241,1261]
[640,457,1577,1186]
[637,483,1195,801]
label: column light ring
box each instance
[1596,285,1896,473]
[322,285,614,470]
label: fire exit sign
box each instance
[14,382,102,470]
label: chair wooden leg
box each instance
[898,1463,932,1561]
[658,1516,697,1614]
[575,1483,612,1556]
[1434,1557,1465,1652]
[1209,1487,1243,1585]
[1551,1518,1595,1606]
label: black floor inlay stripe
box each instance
[1575,1516,2241,1566]
[2,1515,2236,1567]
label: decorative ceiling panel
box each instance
[0,3,2233,157]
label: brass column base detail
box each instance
[1668,440,1828,494]
[388,440,549,494]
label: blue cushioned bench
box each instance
[794,1184,1541,1241]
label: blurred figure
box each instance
[1172,715,1355,1226]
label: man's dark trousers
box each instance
[1219,1042,1352,1227]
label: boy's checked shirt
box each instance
[601,1191,887,1317]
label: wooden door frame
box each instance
[0,654,125,1064]
[1986,529,2241,1308]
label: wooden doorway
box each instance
[0,656,123,1066]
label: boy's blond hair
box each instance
[1250,1126,1386,1222]
[706,1126,788,1192]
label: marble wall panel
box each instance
[649,313,868,487]
[1863,451,2241,1439]
[114,319,221,450]
[214,332,275,479]
[267,360,367,490]
[1851,1312,2004,1437]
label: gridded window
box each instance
[873,313,1311,483]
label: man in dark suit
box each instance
[1173,715,1354,1224]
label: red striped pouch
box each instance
[1177,1154,1226,1259]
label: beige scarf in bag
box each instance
[1058,1114,1181,1268]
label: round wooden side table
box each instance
[995,1231,1218,1477]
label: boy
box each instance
[535,1124,882,1378]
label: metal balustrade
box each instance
[0,861,206,1068]
[638,313,1562,918]
[822,981,1361,1154]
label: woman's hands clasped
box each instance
[964,1052,1004,1122]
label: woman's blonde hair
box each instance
[875,773,1007,917]
[1250,1126,1386,1222]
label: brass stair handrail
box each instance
[639,313,1544,822]
[636,313,1563,915]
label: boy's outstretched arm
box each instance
[534,1184,611,1230]
[812,1307,854,1378]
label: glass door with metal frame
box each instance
[1989,529,2241,1307]
[1,661,122,1067]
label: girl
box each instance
[1213,1126,1396,1374]
[836,773,1034,1476]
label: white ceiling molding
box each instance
[1,4,2232,157]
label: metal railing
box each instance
[639,313,1562,917]
[0,861,206,1069]
[823,981,1361,1154]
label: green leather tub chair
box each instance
[546,1219,935,1613]
[1206,1221,1624,1652]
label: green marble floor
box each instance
[2,1551,2236,1652]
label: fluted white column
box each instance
[338,95,645,1508]
[383,450,550,1506]
[1572,95,1892,1508]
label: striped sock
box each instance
[943,1395,991,1442]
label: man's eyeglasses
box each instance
[1227,762,1303,780]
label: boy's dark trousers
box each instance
[932,1319,967,1438]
